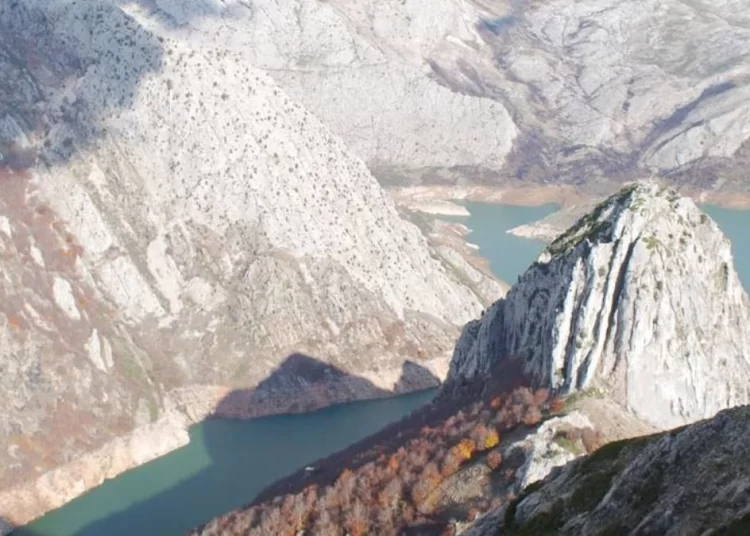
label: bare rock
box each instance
[450,181,750,430]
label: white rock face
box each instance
[450,181,750,430]
[125,0,750,193]
[119,0,520,182]
[0,1,496,526]
[3,0,750,195]
[509,411,594,490]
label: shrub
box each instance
[533,388,550,405]
[410,478,433,504]
[344,500,369,536]
[486,450,503,470]
[440,451,462,478]
[522,406,543,426]
[387,454,400,473]
[484,429,500,450]
[455,439,476,461]
[548,397,566,414]
[378,479,402,508]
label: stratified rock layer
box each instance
[450,182,750,430]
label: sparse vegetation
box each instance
[644,235,661,250]
[553,435,585,456]
[546,184,638,258]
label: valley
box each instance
[13,202,558,535]
[2,0,750,534]
[192,183,750,535]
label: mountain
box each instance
[132,0,750,200]
[190,182,750,535]
[449,181,750,430]
[0,1,504,528]
[467,404,750,536]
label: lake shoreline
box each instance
[388,183,750,212]
[9,357,452,534]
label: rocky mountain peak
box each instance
[449,180,750,430]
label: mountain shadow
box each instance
[393,360,441,394]
[0,0,249,172]
[211,352,392,418]
[11,353,439,536]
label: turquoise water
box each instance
[701,205,750,292]
[16,204,555,536]
[16,202,748,536]
[450,202,749,292]
[16,389,435,536]
[446,202,560,284]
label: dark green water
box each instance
[701,205,750,291]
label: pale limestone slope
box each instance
[129,0,750,193]
[0,1,504,528]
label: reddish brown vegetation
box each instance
[486,450,503,471]
[202,365,565,535]
[548,397,566,415]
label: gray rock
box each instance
[449,181,750,430]
[136,0,750,193]
[0,1,493,526]
[493,405,750,536]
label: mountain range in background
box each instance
[2,0,750,533]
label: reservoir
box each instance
[15,203,750,535]
[457,202,559,285]
[15,390,436,536]
[701,205,750,292]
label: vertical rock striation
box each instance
[450,181,750,430]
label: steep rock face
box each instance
[449,182,750,429]
[0,1,499,526]
[428,0,750,193]
[116,0,520,184]
[485,405,750,536]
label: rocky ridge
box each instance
[130,0,750,197]
[190,182,749,535]
[0,1,504,529]
[468,404,750,536]
[449,181,750,430]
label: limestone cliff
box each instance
[0,1,502,527]
[12,0,747,197]
[449,182,750,430]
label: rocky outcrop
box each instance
[0,1,504,527]
[481,404,750,536]
[449,181,750,430]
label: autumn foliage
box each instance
[210,382,558,535]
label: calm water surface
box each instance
[456,202,559,284]
[701,205,750,291]
[17,203,749,535]
[17,390,435,536]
